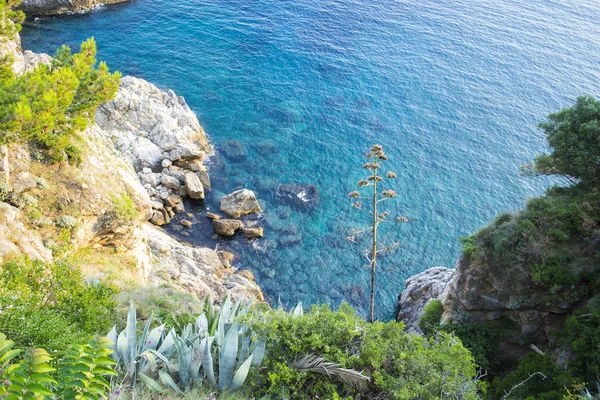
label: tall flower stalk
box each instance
[348,144,407,322]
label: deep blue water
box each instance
[21,0,600,319]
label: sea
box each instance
[20,0,600,319]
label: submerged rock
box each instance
[213,219,244,236]
[220,189,262,218]
[243,227,263,239]
[220,139,247,161]
[276,184,319,211]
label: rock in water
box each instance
[276,184,319,211]
[220,140,247,161]
[213,219,243,236]
[185,172,204,199]
[180,219,192,228]
[198,170,211,190]
[206,212,221,220]
[19,0,129,15]
[220,189,262,218]
[243,227,263,239]
[396,267,454,333]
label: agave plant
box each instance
[106,302,175,388]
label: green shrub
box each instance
[418,299,444,336]
[460,236,477,261]
[0,259,118,353]
[0,37,120,163]
[248,303,480,399]
[110,192,139,222]
[0,0,24,39]
[442,321,503,370]
[531,257,577,289]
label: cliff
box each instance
[0,31,262,303]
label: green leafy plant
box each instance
[57,336,118,400]
[418,299,444,336]
[0,0,24,39]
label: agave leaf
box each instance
[202,336,216,386]
[239,334,251,362]
[230,296,244,321]
[219,322,239,391]
[182,323,193,341]
[106,326,118,361]
[229,352,254,392]
[157,328,176,354]
[146,324,166,351]
[217,294,231,346]
[251,340,266,367]
[159,370,184,394]
[197,313,209,335]
[139,372,162,392]
[116,330,128,366]
[137,311,153,355]
[145,349,171,369]
[277,295,283,311]
[189,342,203,384]
[126,301,137,376]
[241,298,255,315]
[175,336,192,389]
[292,302,303,316]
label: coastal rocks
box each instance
[396,266,454,333]
[140,223,263,302]
[220,189,262,218]
[96,76,213,225]
[212,219,244,236]
[184,172,204,199]
[19,0,129,16]
[276,184,319,211]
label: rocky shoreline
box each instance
[0,30,263,303]
[19,0,129,16]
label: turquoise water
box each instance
[21,0,600,319]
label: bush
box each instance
[418,299,444,336]
[0,259,118,353]
[0,37,120,163]
[442,321,503,370]
[109,192,140,222]
[248,303,480,399]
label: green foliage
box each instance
[460,236,477,261]
[418,299,444,336]
[109,193,139,223]
[0,0,24,39]
[108,295,265,395]
[0,38,120,163]
[0,332,117,399]
[524,96,600,187]
[0,259,117,353]
[249,303,479,399]
[490,353,578,400]
[57,336,118,400]
[442,321,502,370]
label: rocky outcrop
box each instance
[396,266,454,333]
[19,0,128,16]
[0,31,51,75]
[96,76,213,224]
[135,223,262,302]
[220,189,262,218]
[441,255,573,363]
[0,202,52,263]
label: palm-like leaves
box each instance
[289,354,371,390]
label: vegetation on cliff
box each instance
[0,37,120,162]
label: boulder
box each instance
[185,172,205,200]
[160,175,180,190]
[276,184,319,211]
[220,189,262,218]
[164,194,182,208]
[180,219,192,228]
[212,219,243,236]
[396,267,454,333]
[243,227,263,239]
[198,170,211,190]
[12,172,36,194]
[150,210,166,226]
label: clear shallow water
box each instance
[21,0,600,319]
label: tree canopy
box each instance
[525,96,600,187]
